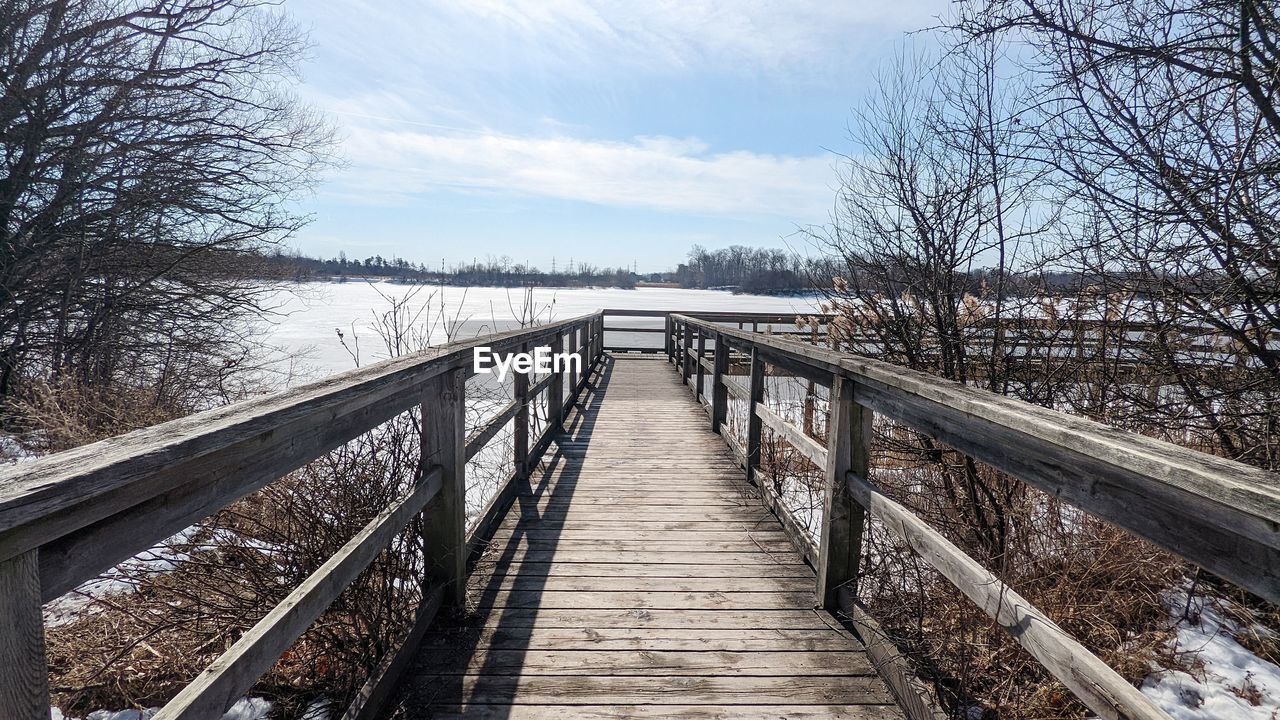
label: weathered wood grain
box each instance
[0,550,49,720]
[392,356,901,718]
[154,467,443,720]
[673,313,1280,604]
[846,470,1170,720]
[423,369,467,608]
[816,375,869,609]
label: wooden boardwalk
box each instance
[389,354,904,718]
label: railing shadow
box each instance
[408,354,614,717]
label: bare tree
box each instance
[0,0,333,433]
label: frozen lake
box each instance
[260,282,819,380]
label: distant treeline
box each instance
[259,251,641,288]
[254,247,1099,296]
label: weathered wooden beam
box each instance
[837,589,944,720]
[711,336,730,435]
[514,343,530,479]
[549,331,565,431]
[746,349,765,486]
[846,470,1171,720]
[0,313,601,573]
[755,404,827,470]
[695,331,707,401]
[422,370,467,608]
[676,313,1280,605]
[0,549,49,720]
[682,323,694,385]
[154,466,444,720]
[817,377,869,609]
[464,399,519,462]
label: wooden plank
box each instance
[154,467,444,720]
[476,562,816,579]
[420,626,862,652]
[470,548,809,565]
[695,330,707,400]
[756,403,827,469]
[473,589,816,610]
[418,649,877,676]
[405,675,896,706]
[816,375,869,609]
[746,349,765,485]
[465,399,518,461]
[846,470,1171,720]
[469,574,812,593]
[838,589,945,720]
[0,550,49,720]
[0,313,601,567]
[423,369,467,608]
[420,704,899,719]
[711,333,729,435]
[514,345,530,477]
[675,314,1280,605]
[464,607,857,630]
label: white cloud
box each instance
[327,125,834,219]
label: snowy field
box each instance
[258,282,818,380]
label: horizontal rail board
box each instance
[845,470,1168,720]
[466,400,519,461]
[0,314,601,575]
[674,314,1280,604]
[155,466,445,720]
[756,404,827,469]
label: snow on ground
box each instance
[260,282,817,378]
[52,697,272,720]
[1142,590,1280,719]
[43,529,196,628]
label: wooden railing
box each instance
[601,308,816,354]
[0,313,605,720]
[668,312,1280,720]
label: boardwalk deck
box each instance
[388,354,905,719]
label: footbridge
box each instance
[1,310,1276,720]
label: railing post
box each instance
[664,316,673,362]
[0,549,51,720]
[573,325,583,404]
[421,368,466,608]
[514,343,530,480]
[817,375,871,609]
[694,330,706,401]
[549,331,565,429]
[595,315,604,363]
[711,334,729,433]
[746,348,765,485]
[682,323,693,385]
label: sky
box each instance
[285,1,949,273]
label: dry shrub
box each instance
[5,377,187,453]
[46,412,426,717]
[855,427,1186,719]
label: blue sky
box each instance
[286,1,948,272]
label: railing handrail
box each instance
[0,312,599,566]
[671,313,1280,599]
[666,311,1280,720]
[0,311,607,720]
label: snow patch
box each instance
[51,697,271,720]
[1142,591,1280,719]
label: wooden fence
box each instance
[666,312,1280,720]
[0,313,605,720]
